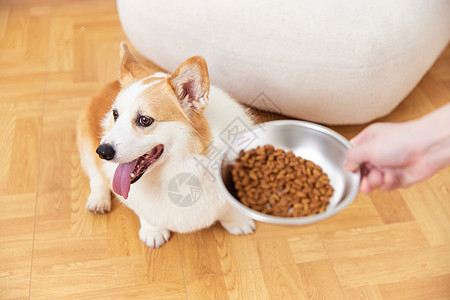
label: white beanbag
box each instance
[117,0,450,125]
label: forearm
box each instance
[417,103,450,140]
[415,103,450,172]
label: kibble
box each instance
[232,145,334,217]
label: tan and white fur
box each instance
[77,42,255,248]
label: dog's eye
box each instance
[137,115,153,127]
[112,109,119,121]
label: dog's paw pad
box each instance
[86,192,111,214]
[139,228,170,248]
[222,217,255,235]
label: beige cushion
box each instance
[117,0,450,124]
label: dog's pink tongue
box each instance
[112,161,136,199]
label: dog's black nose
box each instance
[96,144,115,160]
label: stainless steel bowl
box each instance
[216,120,360,225]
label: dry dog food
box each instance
[232,145,334,217]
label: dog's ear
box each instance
[119,42,148,86]
[169,56,210,113]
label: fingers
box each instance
[343,124,405,193]
[380,169,400,191]
[360,176,372,194]
[359,167,402,193]
[368,168,383,188]
[359,166,384,194]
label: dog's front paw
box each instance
[86,191,111,214]
[139,227,170,248]
[221,215,255,235]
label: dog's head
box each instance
[97,42,211,199]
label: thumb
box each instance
[350,125,375,146]
[343,144,370,172]
[344,126,376,171]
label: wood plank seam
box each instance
[27,4,54,299]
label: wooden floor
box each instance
[1,0,449,299]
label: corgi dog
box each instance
[77,42,255,248]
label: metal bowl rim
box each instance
[216,119,361,225]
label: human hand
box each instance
[343,104,450,193]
